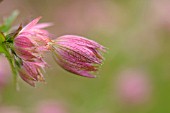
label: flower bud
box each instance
[51,35,105,78]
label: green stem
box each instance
[2,43,19,90]
[8,55,19,90]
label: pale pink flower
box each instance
[51,35,105,78]
[36,101,67,113]
[14,17,52,61]
[115,69,152,105]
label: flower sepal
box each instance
[6,24,22,43]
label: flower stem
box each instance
[2,43,19,90]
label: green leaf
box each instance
[0,32,5,43]
[0,10,19,32]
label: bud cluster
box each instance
[10,17,105,86]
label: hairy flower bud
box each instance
[51,35,105,78]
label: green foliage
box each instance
[0,10,19,89]
[0,10,19,33]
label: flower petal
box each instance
[21,16,42,32]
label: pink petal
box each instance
[14,47,36,60]
[18,70,36,87]
[14,35,34,48]
[21,16,42,32]
[57,35,105,50]
[56,41,102,63]
[33,23,53,29]
[53,53,96,78]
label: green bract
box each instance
[0,32,5,43]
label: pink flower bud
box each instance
[51,35,105,78]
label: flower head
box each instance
[13,17,51,86]
[51,35,105,78]
[14,17,52,61]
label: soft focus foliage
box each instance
[0,106,22,113]
[0,0,170,113]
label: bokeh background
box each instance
[0,0,170,113]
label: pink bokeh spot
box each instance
[116,69,152,105]
[36,101,67,113]
[0,56,11,89]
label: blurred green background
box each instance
[0,0,170,113]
